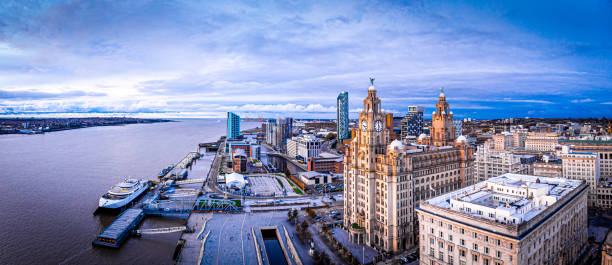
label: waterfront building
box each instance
[337,91,350,140]
[286,135,322,161]
[525,132,559,152]
[562,152,600,206]
[431,88,456,146]
[307,152,343,173]
[265,118,294,151]
[560,140,612,179]
[298,171,334,186]
[474,145,536,182]
[227,112,241,140]
[232,149,248,173]
[400,106,424,138]
[343,80,473,253]
[533,161,563,177]
[417,173,588,265]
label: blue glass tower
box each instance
[337,91,349,139]
[227,112,241,140]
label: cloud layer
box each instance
[0,0,611,118]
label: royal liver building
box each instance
[343,80,474,253]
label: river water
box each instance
[0,119,258,265]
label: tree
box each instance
[300,220,309,231]
[326,132,336,140]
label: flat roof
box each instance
[425,173,582,225]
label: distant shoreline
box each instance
[0,117,174,135]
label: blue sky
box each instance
[0,0,610,119]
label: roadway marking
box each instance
[215,215,229,265]
[240,213,247,265]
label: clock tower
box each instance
[358,77,390,159]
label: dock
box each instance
[92,208,145,248]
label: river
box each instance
[0,119,258,265]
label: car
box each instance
[400,257,408,264]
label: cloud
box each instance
[571,98,594,103]
[219,103,336,113]
[0,89,106,100]
[0,1,610,118]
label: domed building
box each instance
[343,80,474,253]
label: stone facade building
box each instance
[525,132,559,152]
[431,88,456,147]
[562,152,600,206]
[417,173,588,265]
[474,145,536,182]
[343,81,473,253]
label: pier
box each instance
[92,208,145,248]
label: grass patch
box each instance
[232,199,241,207]
[276,178,285,188]
[293,188,303,195]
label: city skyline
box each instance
[1,1,611,119]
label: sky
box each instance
[0,0,611,119]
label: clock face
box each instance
[361,120,368,131]
[374,120,383,132]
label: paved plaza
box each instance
[176,211,317,265]
[248,175,300,197]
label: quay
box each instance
[92,208,145,248]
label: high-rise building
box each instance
[431,88,456,146]
[343,80,473,253]
[226,112,241,140]
[417,173,588,265]
[400,106,424,138]
[337,91,350,140]
[266,118,293,151]
[453,120,463,137]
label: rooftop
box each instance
[425,173,582,225]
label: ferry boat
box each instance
[98,179,148,209]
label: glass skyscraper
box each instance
[337,91,349,139]
[227,112,241,140]
[400,106,424,138]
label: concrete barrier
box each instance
[252,227,264,265]
[283,225,303,265]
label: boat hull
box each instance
[98,183,148,209]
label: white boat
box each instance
[98,179,148,209]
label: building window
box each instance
[473,254,478,262]
[484,247,489,254]
[496,239,501,246]
[440,231,444,238]
[496,251,501,258]
[484,259,489,265]
[430,238,434,245]
[448,245,454,252]
[430,247,434,257]
[473,243,478,251]
[473,232,478,239]
[460,228,465,234]
[449,255,454,265]
[459,250,466,257]
[449,224,453,230]
[449,235,453,242]
[460,239,465,246]
[439,242,444,248]
[484,235,489,242]
[439,251,444,261]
